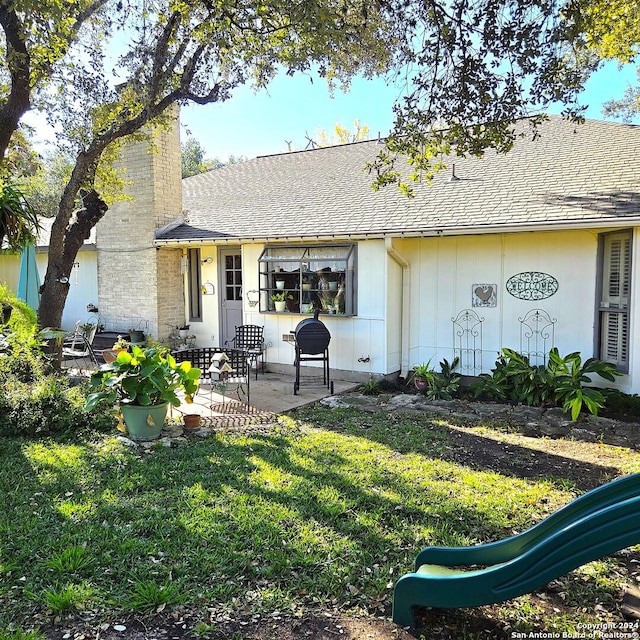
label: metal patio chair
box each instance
[172,347,250,412]
[62,321,99,370]
[226,324,265,380]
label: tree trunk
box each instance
[38,189,108,331]
[0,4,31,165]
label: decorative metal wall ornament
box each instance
[452,309,484,374]
[519,309,557,366]
[506,272,558,300]
[472,284,497,307]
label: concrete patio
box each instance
[170,367,358,426]
[64,355,359,427]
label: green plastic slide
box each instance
[392,473,640,627]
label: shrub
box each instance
[359,376,383,395]
[548,348,621,421]
[0,376,115,438]
[0,287,115,437]
[472,348,555,406]
[472,348,622,420]
[0,285,46,382]
[602,388,640,419]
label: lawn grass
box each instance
[0,405,639,635]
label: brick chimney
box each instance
[95,110,184,341]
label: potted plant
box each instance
[408,361,433,392]
[113,335,130,352]
[102,335,130,364]
[80,321,97,334]
[85,345,201,441]
[177,324,190,339]
[271,292,292,312]
[325,296,337,314]
[408,358,461,399]
[128,327,146,343]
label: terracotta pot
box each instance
[414,377,428,391]
[183,414,202,431]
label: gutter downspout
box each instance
[385,238,411,379]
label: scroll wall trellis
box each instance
[519,308,556,366]
[452,309,484,374]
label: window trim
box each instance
[258,244,357,316]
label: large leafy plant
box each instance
[85,345,201,410]
[472,348,556,406]
[0,183,39,252]
[473,347,622,420]
[547,348,621,420]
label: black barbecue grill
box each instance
[293,310,333,395]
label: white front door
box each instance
[219,247,243,346]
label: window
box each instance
[598,230,632,371]
[225,252,243,301]
[188,248,202,322]
[258,244,356,315]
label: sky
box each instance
[23,57,639,161]
[181,60,640,162]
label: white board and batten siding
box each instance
[0,249,97,331]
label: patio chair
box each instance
[226,324,265,380]
[172,347,250,412]
[62,321,98,370]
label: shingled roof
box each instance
[156,116,640,244]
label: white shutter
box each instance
[601,311,628,368]
[600,231,632,369]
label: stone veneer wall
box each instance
[96,114,185,341]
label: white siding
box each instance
[403,230,601,377]
[0,249,97,330]
[191,227,640,393]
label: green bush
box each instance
[0,288,114,437]
[0,285,47,382]
[409,357,461,400]
[0,376,115,437]
[548,348,621,421]
[602,389,640,419]
[359,376,383,395]
[472,348,622,420]
[472,348,556,406]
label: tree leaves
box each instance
[0,182,39,252]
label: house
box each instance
[95,116,640,394]
[0,217,98,329]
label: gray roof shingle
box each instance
[157,116,640,243]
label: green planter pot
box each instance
[120,402,168,441]
[128,330,145,343]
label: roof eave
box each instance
[153,216,640,247]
